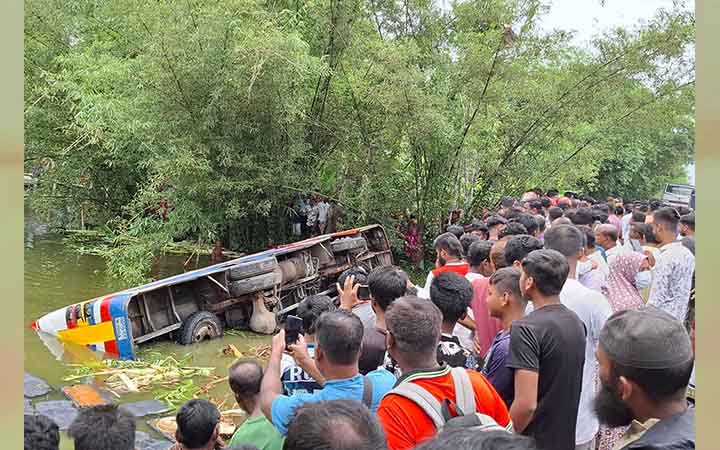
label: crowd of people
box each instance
[25,191,696,450]
[288,195,343,238]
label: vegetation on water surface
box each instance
[25,0,694,283]
[64,354,215,401]
[63,352,223,410]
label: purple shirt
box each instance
[481,329,514,408]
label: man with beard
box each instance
[416,233,468,299]
[594,307,695,450]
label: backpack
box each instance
[387,367,511,433]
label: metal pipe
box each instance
[141,294,156,332]
[167,287,182,323]
[207,275,230,295]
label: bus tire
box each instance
[228,257,279,281]
[228,271,282,297]
[177,311,224,345]
[330,237,366,253]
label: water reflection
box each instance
[36,330,104,364]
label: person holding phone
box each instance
[336,267,376,330]
[280,295,335,396]
[260,310,396,436]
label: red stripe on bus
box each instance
[67,306,77,329]
[100,298,112,322]
[100,297,119,355]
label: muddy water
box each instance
[25,208,270,447]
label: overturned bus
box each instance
[32,225,393,360]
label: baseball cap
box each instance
[599,306,693,370]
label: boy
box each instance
[483,267,525,408]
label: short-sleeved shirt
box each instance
[506,303,587,450]
[228,415,284,450]
[482,329,514,408]
[436,334,482,371]
[648,241,695,321]
[377,365,511,450]
[469,277,503,357]
[560,279,613,445]
[280,344,321,395]
[271,370,396,435]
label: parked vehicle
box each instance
[32,225,393,360]
[662,183,695,209]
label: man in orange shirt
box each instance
[415,233,469,299]
[377,297,511,450]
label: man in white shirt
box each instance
[647,208,695,322]
[544,224,613,450]
[316,198,330,234]
[620,204,633,244]
[578,226,609,293]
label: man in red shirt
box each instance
[415,233,468,299]
[377,297,511,450]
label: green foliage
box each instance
[25,0,695,283]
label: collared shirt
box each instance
[687,364,696,405]
[614,418,661,450]
[617,408,695,450]
[648,242,695,321]
[271,370,396,435]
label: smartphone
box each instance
[284,315,303,347]
[630,239,643,252]
[357,284,370,300]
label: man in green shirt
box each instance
[228,360,284,450]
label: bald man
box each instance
[595,224,629,266]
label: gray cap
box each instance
[599,306,693,369]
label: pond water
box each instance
[25,207,270,448]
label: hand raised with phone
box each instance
[284,315,303,347]
[336,275,360,310]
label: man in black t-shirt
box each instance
[507,249,586,450]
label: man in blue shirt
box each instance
[260,310,396,436]
[280,294,335,395]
